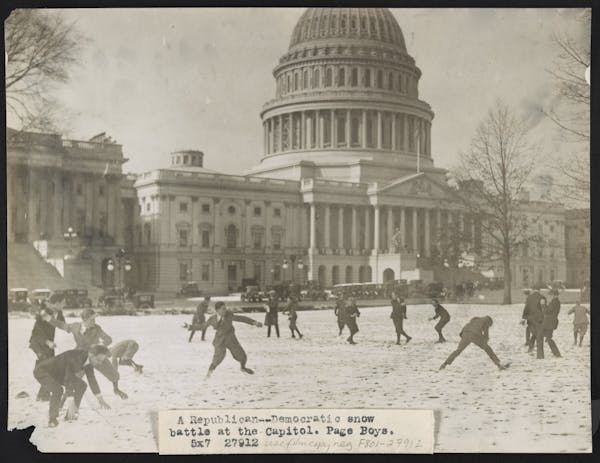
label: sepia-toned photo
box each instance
[5,7,591,453]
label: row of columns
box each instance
[264,109,431,156]
[308,203,480,257]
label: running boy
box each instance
[429,299,450,343]
[568,301,590,347]
[201,301,263,379]
[286,296,303,339]
[390,292,412,345]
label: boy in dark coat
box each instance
[440,316,509,370]
[29,304,65,401]
[201,301,262,379]
[186,296,210,342]
[345,297,360,344]
[540,293,562,358]
[265,291,280,338]
[286,296,303,339]
[520,289,534,346]
[33,344,112,427]
[522,287,544,357]
[334,296,347,336]
[429,299,450,342]
[390,292,412,345]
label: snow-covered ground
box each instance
[8,303,591,453]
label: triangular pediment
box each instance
[375,172,459,200]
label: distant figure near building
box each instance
[286,296,303,339]
[390,292,412,345]
[265,291,280,338]
[200,301,262,379]
[440,316,509,370]
[345,297,360,345]
[429,299,450,343]
[540,293,562,358]
[568,301,590,346]
[186,296,210,342]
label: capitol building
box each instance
[7,8,570,295]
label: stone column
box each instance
[377,111,383,149]
[391,113,397,151]
[245,200,252,248]
[412,208,418,252]
[362,110,367,149]
[424,208,431,257]
[263,122,268,155]
[346,109,351,147]
[400,207,406,249]
[278,115,283,152]
[437,208,442,252]
[301,112,306,150]
[331,109,336,147]
[289,113,294,150]
[309,203,316,250]
[53,170,62,239]
[364,207,371,251]
[373,205,380,252]
[404,115,410,151]
[324,204,330,249]
[351,207,357,250]
[387,206,393,251]
[338,206,344,249]
[264,201,271,249]
[318,111,324,148]
[306,113,312,149]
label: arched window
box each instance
[303,69,308,89]
[294,72,299,91]
[364,68,371,88]
[144,223,151,245]
[337,67,345,87]
[388,71,394,90]
[226,224,237,249]
[313,68,320,88]
[325,67,333,87]
[332,266,340,285]
[345,266,353,283]
[377,70,383,88]
[286,74,291,93]
[351,68,358,86]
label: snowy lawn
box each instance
[8,303,591,453]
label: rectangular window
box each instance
[273,265,281,281]
[202,203,210,213]
[273,208,281,217]
[227,264,237,282]
[146,202,151,212]
[273,232,282,251]
[179,263,188,282]
[99,185,105,197]
[254,263,261,282]
[179,202,188,213]
[252,230,263,249]
[179,229,188,247]
[76,184,83,195]
[201,264,210,281]
[254,207,262,217]
[202,230,210,248]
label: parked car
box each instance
[8,288,30,311]
[30,289,52,307]
[177,281,203,298]
[64,289,93,308]
[426,282,446,299]
[133,293,155,309]
[241,285,264,303]
[49,289,66,304]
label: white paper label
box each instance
[158,409,434,454]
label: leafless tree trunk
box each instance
[5,9,85,131]
[454,101,540,304]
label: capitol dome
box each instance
[253,8,438,183]
[289,8,407,53]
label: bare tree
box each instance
[5,9,85,131]
[544,10,590,205]
[454,101,540,304]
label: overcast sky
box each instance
[37,8,590,176]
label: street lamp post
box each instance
[106,248,132,305]
[63,226,78,259]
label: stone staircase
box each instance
[7,243,100,296]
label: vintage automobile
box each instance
[8,288,30,311]
[133,293,155,309]
[64,289,93,309]
[426,282,446,299]
[49,289,66,304]
[30,289,53,307]
[240,285,265,303]
[176,281,203,298]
